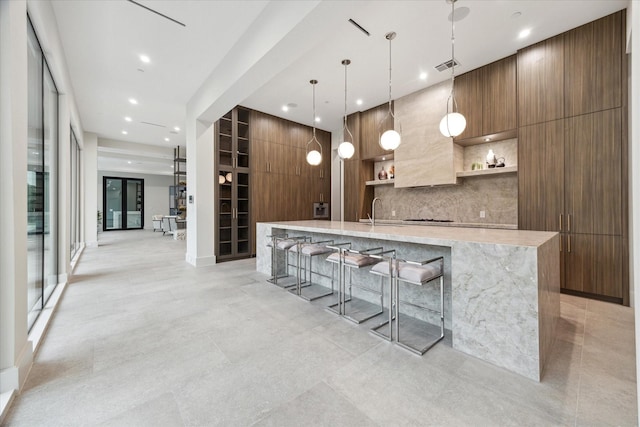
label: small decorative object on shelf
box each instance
[378,166,388,180]
[389,165,395,179]
[486,149,497,168]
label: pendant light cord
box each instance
[450,0,458,113]
[388,35,393,114]
[342,60,353,141]
[312,81,317,139]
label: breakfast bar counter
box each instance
[256,220,560,381]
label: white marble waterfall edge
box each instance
[256,221,560,381]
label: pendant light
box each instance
[379,31,401,151]
[305,79,322,166]
[439,0,467,138]
[337,59,355,159]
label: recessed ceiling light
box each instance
[315,117,321,123]
[128,98,138,105]
[419,72,428,80]
[127,161,132,164]
[356,99,363,106]
[173,126,180,132]
[139,54,150,63]
[170,165,174,168]
[125,116,132,122]
[122,130,128,135]
[519,28,531,39]
[282,105,289,112]
[164,137,170,142]
[511,11,522,19]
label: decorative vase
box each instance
[378,167,388,180]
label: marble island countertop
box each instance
[256,220,560,381]
[271,220,555,248]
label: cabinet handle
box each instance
[559,214,563,232]
[567,214,571,232]
[567,234,571,253]
[559,234,562,252]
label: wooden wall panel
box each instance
[453,68,483,141]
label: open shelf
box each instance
[456,165,517,178]
[365,179,395,186]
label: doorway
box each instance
[103,177,144,231]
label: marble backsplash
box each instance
[373,173,518,225]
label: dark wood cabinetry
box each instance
[215,107,251,261]
[517,35,565,126]
[517,9,627,304]
[250,110,331,254]
[483,55,517,134]
[564,10,623,117]
[359,103,394,160]
[454,55,517,143]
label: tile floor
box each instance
[2,230,638,426]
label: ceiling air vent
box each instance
[434,58,460,72]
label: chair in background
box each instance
[152,215,163,232]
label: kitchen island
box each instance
[256,220,560,381]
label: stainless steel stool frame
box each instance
[369,256,445,355]
[326,245,387,324]
[368,250,397,342]
[289,239,336,301]
[267,234,310,288]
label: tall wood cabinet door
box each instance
[518,120,564,231]
[565,109,622,235]
[251,139,269,173]
[564,233,593,293]
[564,114,595,234]
[564,11,623,117]
[483,55,517,134]
[453,68,483,141]
[593,108,622,235]
[592,234,623,299]
[343,159,360,221]
[517,35,564,126]
[565,234,623,299]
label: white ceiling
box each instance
[51,0,628,175]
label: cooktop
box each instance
[404,218,454,223]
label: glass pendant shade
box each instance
[380,129,401,150]
[439,112,467,137]
[338,141,355,159]
[306,149,322,165]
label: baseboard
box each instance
[0,390,16,424]
[29,280,68,353]
[86,240,98,248]
[185,253,216,267]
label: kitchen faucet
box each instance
[370,197,382,226]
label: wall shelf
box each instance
[456,165,517,178]
[365,179,395,186]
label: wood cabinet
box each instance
[250,110,331,254]
[564,10,623,117]
[483,55,517,134]
[453,55,517,143]
[453,69,482,140]
[359,103,394,160]
[215,107,251,261]
[564,109,622,236]
[518,109,626,303]
[518,119,564,232]
[518,35,564,126]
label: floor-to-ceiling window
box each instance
[103,177,144,231]
[70,129,81,259]
[27,17,58,330]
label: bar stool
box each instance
[326,245,387,324]
[266,234,309,288]
[288,239,335,301]
[370,256,444,355]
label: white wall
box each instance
[98,171,174,230]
